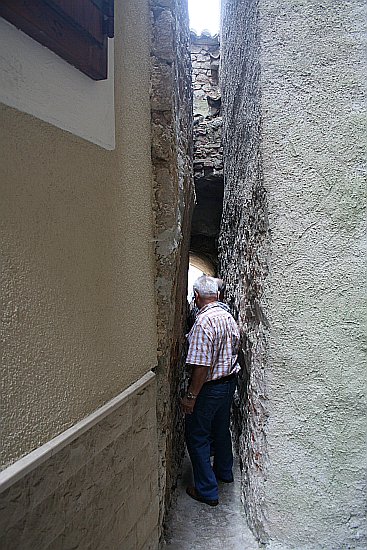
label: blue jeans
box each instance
[185,377,236,500]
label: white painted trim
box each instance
[0,17,115,149]
[0,371,156,493]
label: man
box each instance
[181,275,240,506]
[187,277,229,330]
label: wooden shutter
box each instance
[0,0,114,80]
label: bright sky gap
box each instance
[188,0,221,35]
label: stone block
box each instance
[132,473,154,515]
[151,63,174,112]
[196,62,211,70]
[0,375,160,550]
[133,423,157,456]
[133,443,156,485]
[15,491,65,550]
[0,476,30,532]
[62,465,135,549]
[190,45,201,54]
[93,400,133,455]
[136,499,160,549]
[119,526,137,550]
[195,74,210,84]
[138,530,159,550]
[132,382,155,420]
[0,514,27,550]
[152,9,174,62]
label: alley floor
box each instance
[163,453,260,550]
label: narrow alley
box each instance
[164,454,259,550]
[0,0,366,549]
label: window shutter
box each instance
[0,0,114,80]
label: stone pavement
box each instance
[163,453,260,550]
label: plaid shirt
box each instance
[186,302,240,382]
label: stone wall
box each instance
[191,32,220,117]
[0,373,159,550]
[150,0,194,533]
[190,33,223,270]
[191,33,222,181]
[220,0,367,548]
[193,117,223,183]
[219,0,269,541]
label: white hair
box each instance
[193,275,218,297]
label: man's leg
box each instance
[212,377,236,482]
[185,387,221,500]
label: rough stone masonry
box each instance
[219,0,367,548]
[150,0,194,535]
[190,32,224,271]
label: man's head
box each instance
[193,275,218,309]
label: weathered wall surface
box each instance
[193,116,223,182]
[191,34,223,270]
[220,0,367,548]
[0,373,159,550]
[259,1,367,547]
[191,33,220,116]
[0,0,157,469]
[220,0,269,541]
[150,0,194,531]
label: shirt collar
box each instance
[197,302,220,316]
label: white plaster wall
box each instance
[0,17,115,149]
[260,0,367,547]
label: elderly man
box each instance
[181,275,240,506]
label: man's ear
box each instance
[194,291,199,300]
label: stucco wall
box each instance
[220,0,366,548]
[260,1,366,547]
[0,0,157,469]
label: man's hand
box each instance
[181,395,196,415]
[181,365,208,414]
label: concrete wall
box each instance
[150,0,194,531]
[0,373,159,550]
[220,0,367,548]
[1,0,156,469]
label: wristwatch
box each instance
[186,391,197,400]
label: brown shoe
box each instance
[186,486,219,507]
